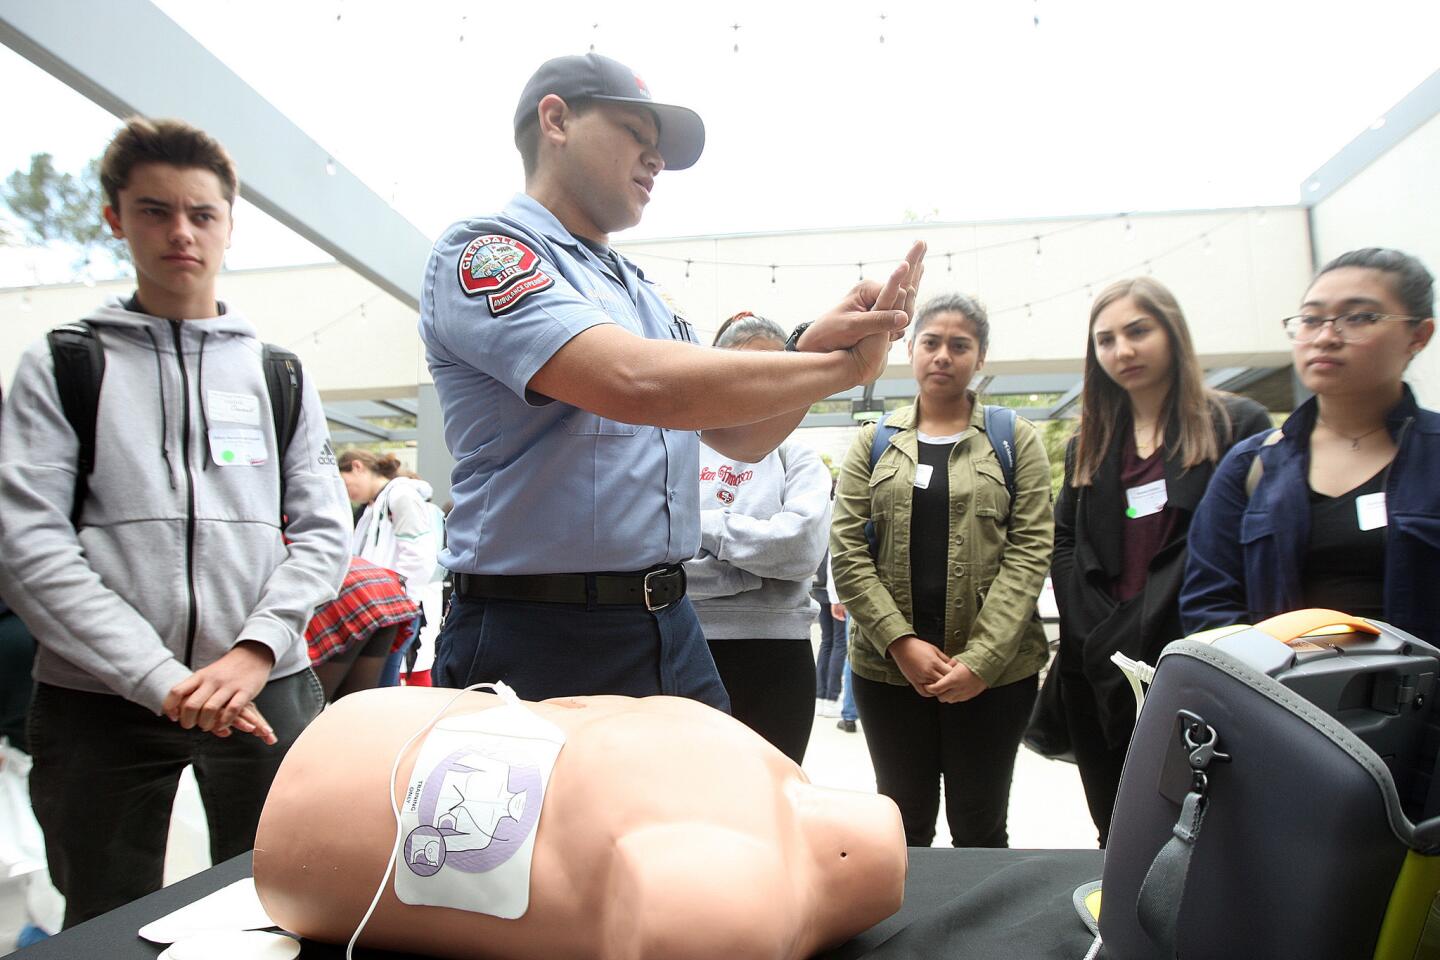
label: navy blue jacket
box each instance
[1182,385,1440,643]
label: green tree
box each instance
[1,153,130,269]
[1042,418,1074,500]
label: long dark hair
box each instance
[1072,277,1229,486]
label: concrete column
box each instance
[416,384,454,510]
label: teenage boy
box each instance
[0,117,351,926]
[420,53,925,707]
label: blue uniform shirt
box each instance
[420,193,701,575]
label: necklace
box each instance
[1317,417,1387,451]
[1133,423,1160,455]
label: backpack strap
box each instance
[864,413,899,558]
[867,411,898,472]
[1243,429,1284,498]
[982,404,1018,500]
[262,345,303,523]
[46,321,105,528]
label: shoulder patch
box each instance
[457,234,554,315]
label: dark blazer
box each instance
[1052,393,1272,746]
[1182,385,1440,644]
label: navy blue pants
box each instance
[813,588,845,700]
[433,595,730,711]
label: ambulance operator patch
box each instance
[457,234,554,316]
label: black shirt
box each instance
[910,435,958,643]
[1301,468,1387,620]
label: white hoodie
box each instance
[352,476,443,669]
[684,439,832,640]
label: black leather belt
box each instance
[452,564,686,611]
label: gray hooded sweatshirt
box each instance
[685,439,832,640]
[0,297,351,714]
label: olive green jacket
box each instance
[830,401,1053,688]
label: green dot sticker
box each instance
[222,449,235,463]
[1125,507,1138,518]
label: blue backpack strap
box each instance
[864,413,899,558]
[983,404,1018,499]
[868,411,898,471]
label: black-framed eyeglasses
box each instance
[1281,312,1421,343]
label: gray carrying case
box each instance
[1098,614,1440,960]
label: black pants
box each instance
[708,638,815,764]
[27,670,324,927]
[1058,667,1129,847]
[0,611,36,752]
[853,671,1037,848]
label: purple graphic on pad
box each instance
[403,746,542,876]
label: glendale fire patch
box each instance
[457,235,554,315]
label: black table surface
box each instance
[4,846,1104,959]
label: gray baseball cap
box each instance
[513,53,705,171]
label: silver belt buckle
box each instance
[643,568,670,612]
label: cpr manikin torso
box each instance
[253,688,907,960]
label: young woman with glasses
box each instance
[1183,248,1439,642]
[1046,277,1271,847]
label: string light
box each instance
[292,294,389,348]
[458,13,466,43]
[879,11,886,44]
[1033,236,1043,268]
[590,22,599,52]
[325,158,337,176]
[624,210,1245,310]
[857,262,864,281]
[732,22,741,53]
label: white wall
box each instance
[1311,110,1440,406]
[0,263,423,400]
[618,206,1305,379]
[1,205,1306,399]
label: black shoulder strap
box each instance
[262,344,303,515]
[47,321,105,528]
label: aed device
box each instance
[1200,610,1440,820]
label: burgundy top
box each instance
[1112,431,1180,603]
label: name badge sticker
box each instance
[1125,478,1168,519]
[913,464,934,490]
[1356,492,1388,531]
[208,428,268,467]
[206,390,261,426]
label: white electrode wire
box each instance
[345,682,507,960]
